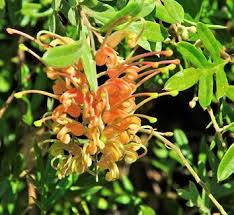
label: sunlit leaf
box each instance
[226,85,234,102]
[0,75,10,92]
[0,0,5,9]
[136,0,156,17]
[42,41,82,68]
[177,42,208,68]
[198,72,213,108]
[115,195,131,204]
[165,68,201,91]
[80,33,98,92]
[138,205,156,215]
[102,2,141,31]
[215,66,228,100]
[197,22,222,63]
[155,0,184,24]
[217,144,234,182]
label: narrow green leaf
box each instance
[177,42,208,68]
[216,67,228,100]
[165,68,201,91]
[102,2,141,31]
[122,176,134,192]
[217,144,234,182]
[198,72,213,108]
[155,0,184,24]
[80,36,98,92]
[42,41,82,68]
[226,85,234,102]
[197,22,222,63]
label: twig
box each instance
[0,91,15,119]
[139,128,228,215]
[207,107,226,148]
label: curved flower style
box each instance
[8,27,180,181]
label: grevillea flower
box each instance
[8,27,180,181]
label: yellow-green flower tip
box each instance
[6,28,14,34]
[170,90,179,97]
[149,117,157,123]
[34,120,42,127]
[150,93,159,99]
[165,50,173,57]
[19,43,28,51]
[168,64,177,70]
[14,92,23,99]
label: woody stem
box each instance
[139,128,228,215]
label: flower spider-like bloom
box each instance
[8,27,180,181]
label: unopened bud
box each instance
[188,26,197,33]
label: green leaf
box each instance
[115,195,131,204]
[0,0,5,9]
[215,67,228,100]
[217,144,234,182]
[138,205,156,215]
[80,35,98,92]
[226,85,234,102]
[177,42,208,68]
[198,72,213,108]
[174,129,193,163]
[128,21,164,42]
[21,97,33,125]
[68,8,77,25]
[136,0,156,17]
[21,3,41,17]
[102,2,141,31]
[155,0,184,24]
[164,68,201,91]
[197,22,222,63]
[52,0,62,11]
[0,75,10,92]
[177,181,200,207]
[20,64,30,88]
[42,41,82,68]
[122,176,134,192]
[142,21,164,42]
[97,198,108,210]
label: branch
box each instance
[207,107,226,148]
[0,91,15,119]
[139,128,228,215]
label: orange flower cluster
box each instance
[9,28,179,181]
